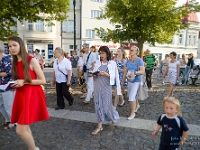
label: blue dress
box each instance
[113,59,127,88]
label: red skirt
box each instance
[11,85,49,125]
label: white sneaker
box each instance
[127,114,135,120]
[80,94,86,99]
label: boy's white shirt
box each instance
[94,60,122,95]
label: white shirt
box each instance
[53,57,72,83]
[83,51,96,70]
[77,57,84,70]
[179,59,187,68]
[168,61,180,73]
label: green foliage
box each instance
[95,0,200,56]
[0,0,70,41]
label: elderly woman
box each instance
[165,52,180,97]
[51,47,74,110]
[0,41,16,130]
[91,46,121,135]
[122,46,145,120]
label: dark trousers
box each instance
[159,142,179,150]
[56,82,74,108]
[145,68,153,88]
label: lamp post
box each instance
[73,0,76,50]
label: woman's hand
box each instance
[98,71,108,76]
[51,80,56,86]
[66,81,71,86]
[128,72,135,78]
[12,80,25,88]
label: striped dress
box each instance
[93,62,120,124]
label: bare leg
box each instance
[16,124,36,150]
[129,101,136,117]
[113,89,119,109]
[167,83,173,97]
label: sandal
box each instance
[91,127,103,135]
[118,101,125,107]
[4,124,16,130]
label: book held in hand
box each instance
[0,81,15,91]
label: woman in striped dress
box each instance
[91,46,121,135]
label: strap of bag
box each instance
[86,52,92,65]
[57,60,67,77]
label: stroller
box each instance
[187,65,200,85]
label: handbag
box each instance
[136,82,148,100]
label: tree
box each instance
[95,0,200,57]
[0,0,70,41]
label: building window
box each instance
[193,35,196,45]
[69,45,77,50]
[92,0,103,2]
[179,34,182,44]
[62,21,67,33]
[11,17,17,31]
[86,29,95,38]
[68,21,74,33]
[46,21,52,32]
[188,35,191,45]
[91,10,103,18]
[35,20,44,32]
[70,0,74,9]
[28,21,33,31]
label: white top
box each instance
[162,59,169,66]
[179,59,187,68]
[83,51,97,70]
[35,54,43,62]
[168,61,180,73]
[77,57,84,70]
[53,57,72,83]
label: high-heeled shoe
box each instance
[127,113,135,120]
[91,127,103,135]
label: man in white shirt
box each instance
[81,43,97,103]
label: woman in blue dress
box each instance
[91,46,121,135]
[113,47,127,108]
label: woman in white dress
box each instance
[165,52,180,97]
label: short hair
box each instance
[170,51,177,58]
[82,43,89,48]
[35,49,40,53]
[165,54,169,57]
[72,50,77,55]
[0,41,5,53]
[55,47,64,55]
[98,46,111,61]
[163,97,181,116]
[131,45,140,55]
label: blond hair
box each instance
[163,97,181,116]
[131,45,140,55]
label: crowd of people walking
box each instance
[0,37,195,150]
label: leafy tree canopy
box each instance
[0,0,70,41]
[95,0,200,56]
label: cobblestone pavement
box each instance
[45,82,200,125]
[0,115,200,150]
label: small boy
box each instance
[152,97,189,150]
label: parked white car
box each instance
[44,57,55,68]
[194,59,200,70]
